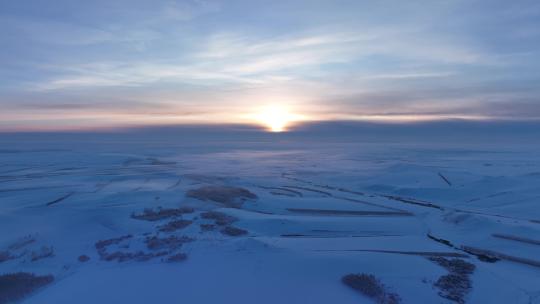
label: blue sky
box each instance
[1,0,540,130]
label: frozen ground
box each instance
[1,129,540,303]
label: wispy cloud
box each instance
[29,25,489,91]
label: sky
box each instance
[1,0,540,131]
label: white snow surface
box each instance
[1,134,540,304]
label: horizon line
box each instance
[2,117,540,134]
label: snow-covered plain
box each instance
[1,128,540,304]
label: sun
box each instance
[254,105,297,132]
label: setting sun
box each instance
[253,105,300,132]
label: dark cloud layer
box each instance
[2,120,539,145]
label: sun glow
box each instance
[253,105,300,132]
